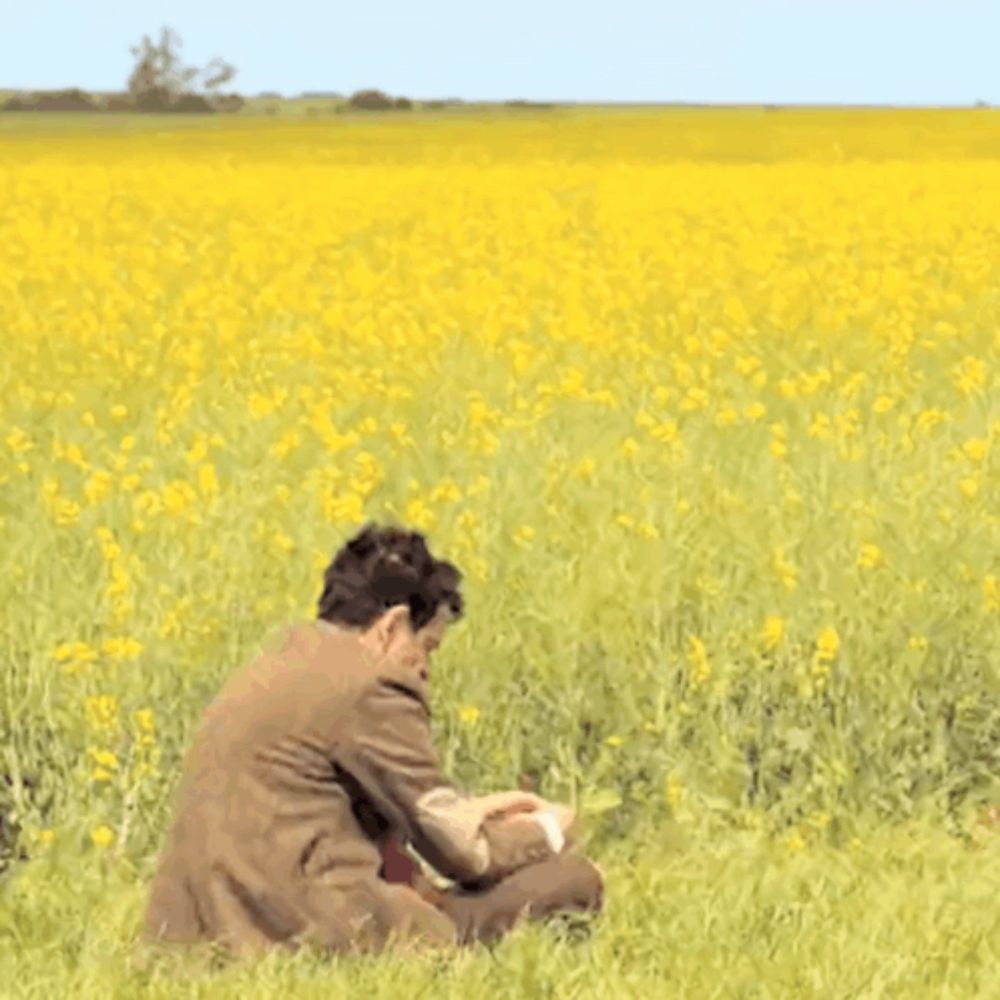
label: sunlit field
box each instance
[2,108,999,997]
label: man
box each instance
[144,523,603,957]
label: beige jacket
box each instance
[143,620,555,954]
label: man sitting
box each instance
[144,522,604,956]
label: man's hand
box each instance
[548,803,577,839]
[487,800,578,850]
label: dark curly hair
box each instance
[317,522,464,632]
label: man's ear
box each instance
[375,604,411,653]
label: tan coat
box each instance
[143,620,555,955]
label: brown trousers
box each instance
[428,853,604,945]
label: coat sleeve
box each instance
[336,669,554,884]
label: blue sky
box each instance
[1,1,996,104]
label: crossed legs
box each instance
[435,852,605,945]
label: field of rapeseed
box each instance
[1,108,999,996]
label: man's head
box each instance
[317,523,464,665]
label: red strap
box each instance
[380,836,418,885]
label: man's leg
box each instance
[436,852,604,946]
[301,876,459,953]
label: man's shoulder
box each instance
[206,621,369,718]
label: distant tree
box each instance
[172,92,215,113]
[394,96,413,110]
[202,57,237,97]
[503,98,554,110]
[126,26,241,112]
[1,88,98,112]
[127,27,197,110]
[348,88,394,110]
[104,94,134,112]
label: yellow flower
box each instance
[390,421,414,446]
[467,475,492,497]
[6,427,34,454]
[649,420,679,443]
[51,641,98,670]
[665,772,686,810]
[456,509,478,532]
[133,708,156,733]
[248,393,276,419]
[951,356,985,395]
[110,404,129,421]
[429,479,463,504]
[197,463,218,496]
[857,543,883,569]
[808,413,832,439]
[759,615,785,652]
[963,438,988,463]
[621,436,640,457]
[772,547,799,591]
[686,636,711,687]
[325,491,366,525]
[985,576,1000,614]
[459,705,480,725]
[915,408,947,434]
[637,521,660,540]
[102,636,144,660]
[512,525,535,549]
[908,635,928,651]
[89,748,119,779]
[815,626,840,661]
[53,497,82,526]
[185,437,209,464]
[403,497,436,532]
[604,734,624,748]
[808,811,831,831]
[162,480,197,516]
[90,825,115,849]
[958,476,979,501]
[271,430,301,458]
[85,694,119,732]
[714,403,739,428]
[785,830,806,854]
[872,395,896,414]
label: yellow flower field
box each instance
[1,108,999,995]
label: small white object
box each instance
[533,809,565,854]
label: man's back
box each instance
[144,620,427,953]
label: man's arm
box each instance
[337,669,557,884]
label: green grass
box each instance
[4,817,999,998]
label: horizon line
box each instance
[0,88,994,110]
